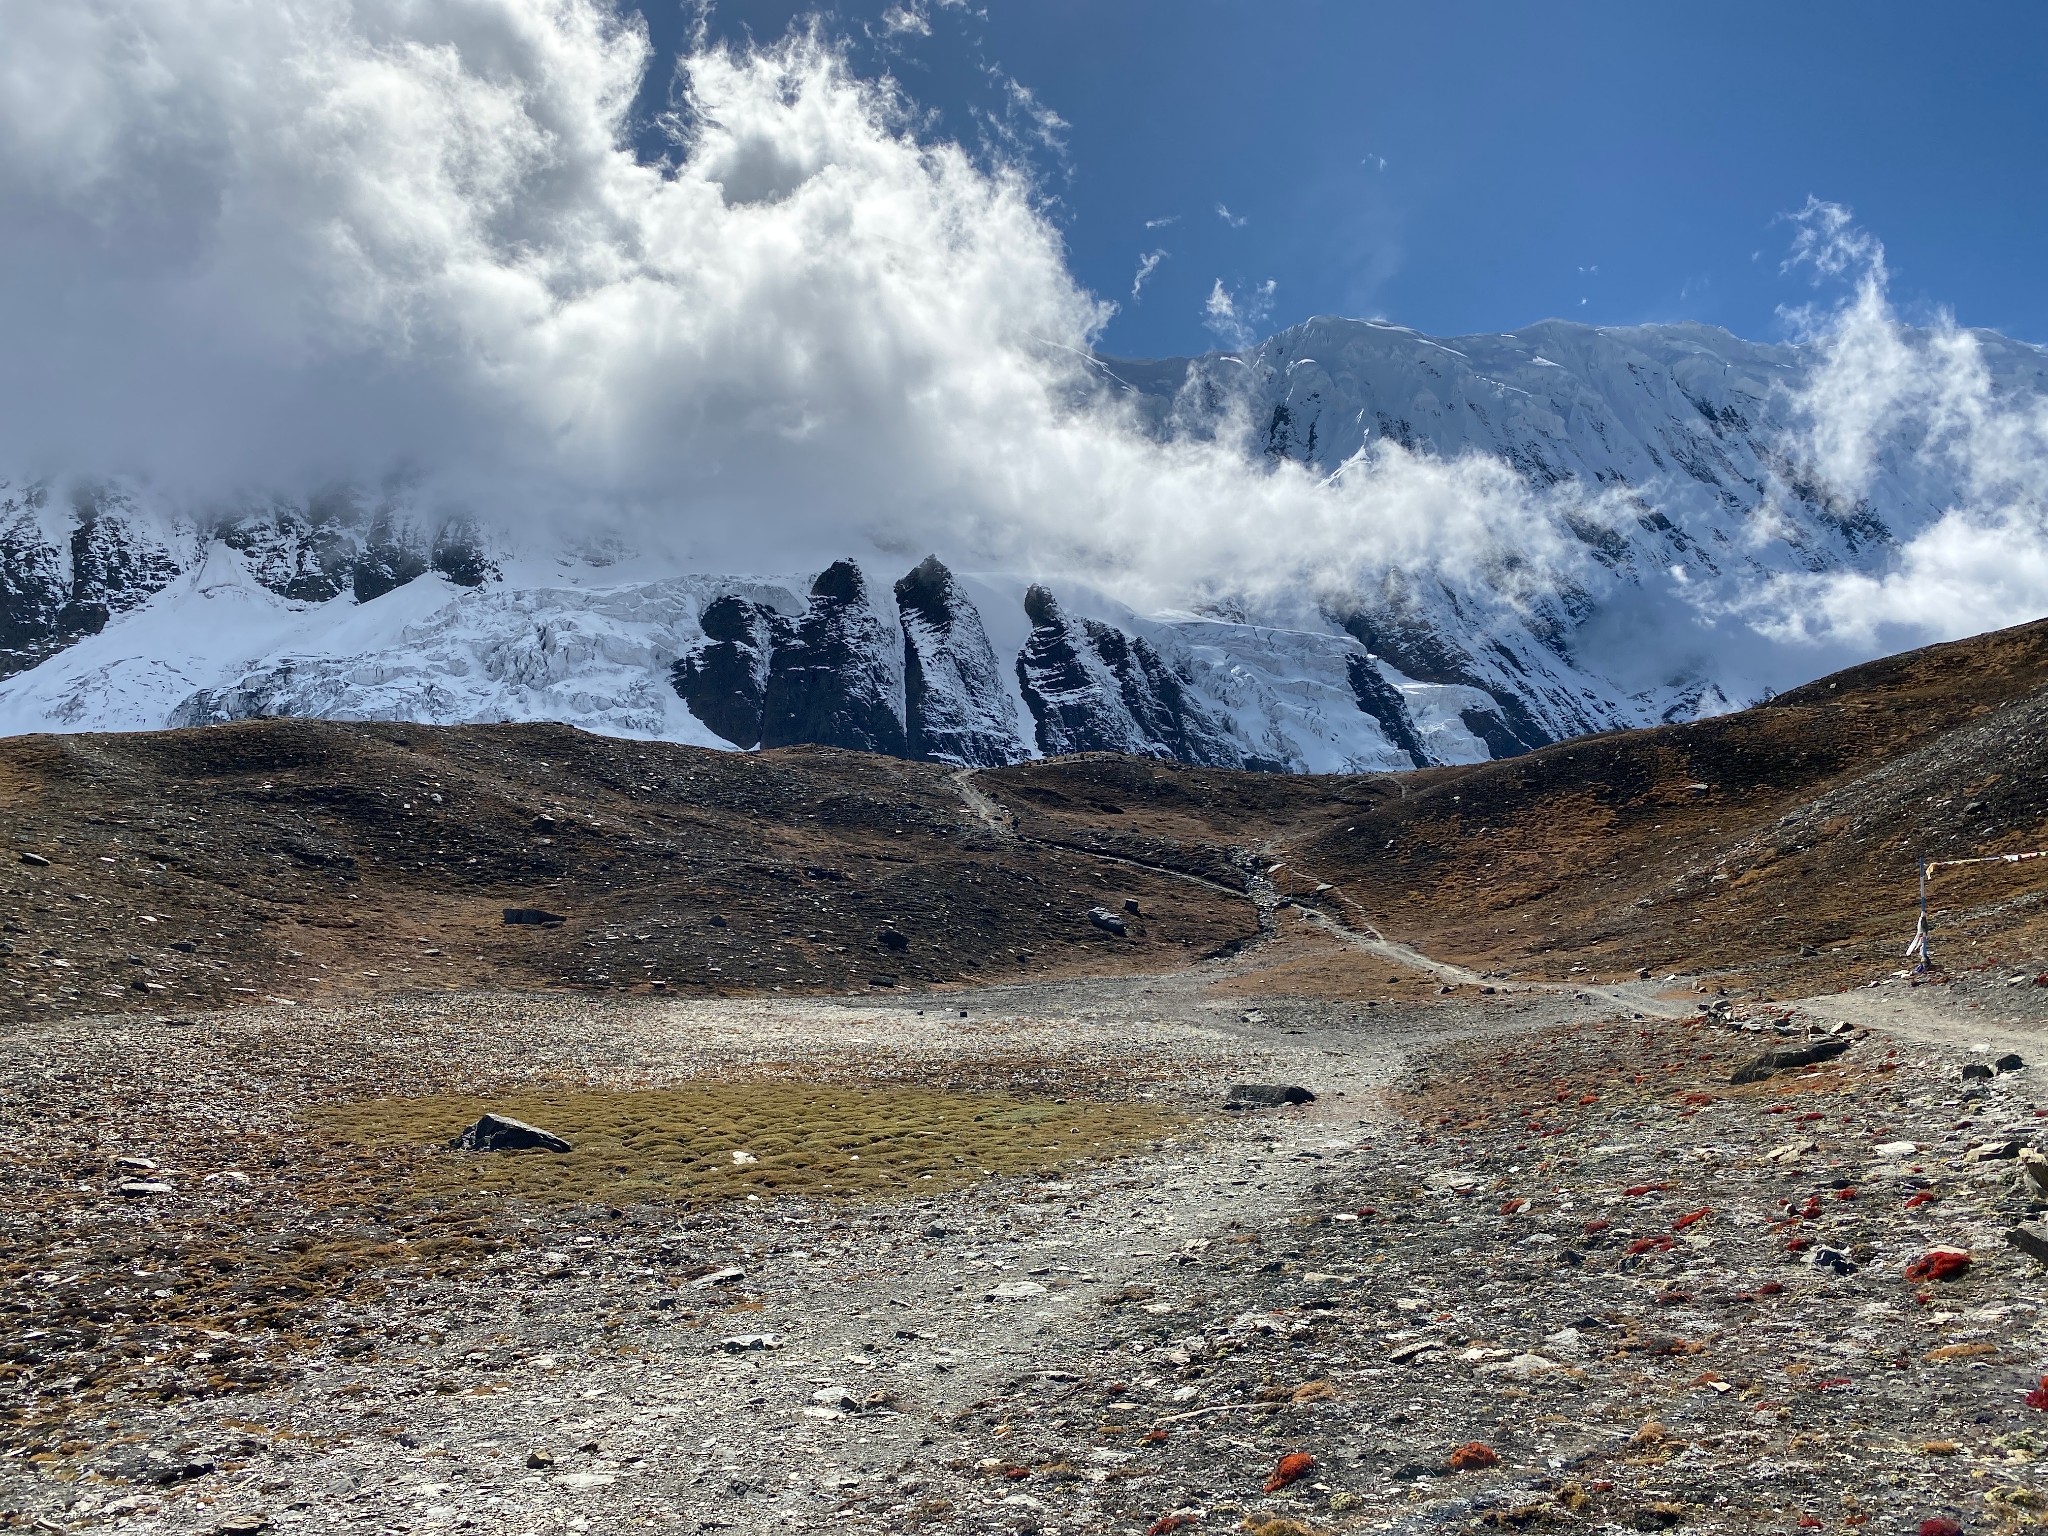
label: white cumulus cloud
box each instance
[0,0,1667,623]
[1736,199,2048,652]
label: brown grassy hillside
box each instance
[0,723,1254,1023]
[986,618,2048,994]
[8,617,2048,1021]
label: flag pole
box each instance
[1905,859,1931,974]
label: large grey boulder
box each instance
[1225,1083,1316,1109]
[449,1114,572,1153]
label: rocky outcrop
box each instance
[1014,584,1246,765]
[1343,654,1428,769]
[218,496,361,603]
[673,562,910,757]
[760,561,907,756]
[670,595,785,750]
[1340,605,1560,760]
[221,496,496,606]
[1015,584,1142,756]
[894,556,1026,766]
[1,483,185,680]
[5,484,505,685]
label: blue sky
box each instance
[666,0,2048,358]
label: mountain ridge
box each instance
[5,313,2045,767]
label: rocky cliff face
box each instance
[1015,584,1256,766]
[895,556,1027,767]
[669,594,783,750]
[215,496,496,605]
[757,560,908,757]
[0,484,187,680]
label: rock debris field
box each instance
[5,963,2048,1536]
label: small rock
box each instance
[1224,1083,1316,1109]
[730,1150,758,1166]
[2006,1223,2048,1265]
[1477,1352,1564,1381]
[1087,906,1127,936]
[19,851,50,866]
[1387,1339,1441,1363]
[691,1266,747,1288]
[2018,1148,2048,1200]
[1123,899,1142,916]
[118,1180,175,1197]
[988,1281,1048,1301]
[1729,1036,1850,1085]
[1810,1245,1857,1276]
[811,1385,860,1410]
[448,1114,572,1153]
[1997,1053,2027,1074]
[526,1449,554,1469]
[153,1457,216,1486]
[1962,1062,1995,1081]
[718,1334,783,1352]
[876,927,909,952]
[501,907,566,925]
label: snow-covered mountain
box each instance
[5,315,2045,769]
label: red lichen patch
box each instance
[1447,1442,1501,1472]
[1903,1250,1971,1283]
[1263,1451,1316,1492]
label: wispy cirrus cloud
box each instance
[1130,248,1166,301]
[1202,277,1275,349]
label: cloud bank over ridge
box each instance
[1751,199,2048,652]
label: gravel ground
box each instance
[4,961,2047,1535]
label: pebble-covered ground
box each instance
[3,969,2046,1535]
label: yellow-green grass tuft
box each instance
[309,1082,1183,1206]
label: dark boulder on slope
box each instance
[449,1114,572,1153]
